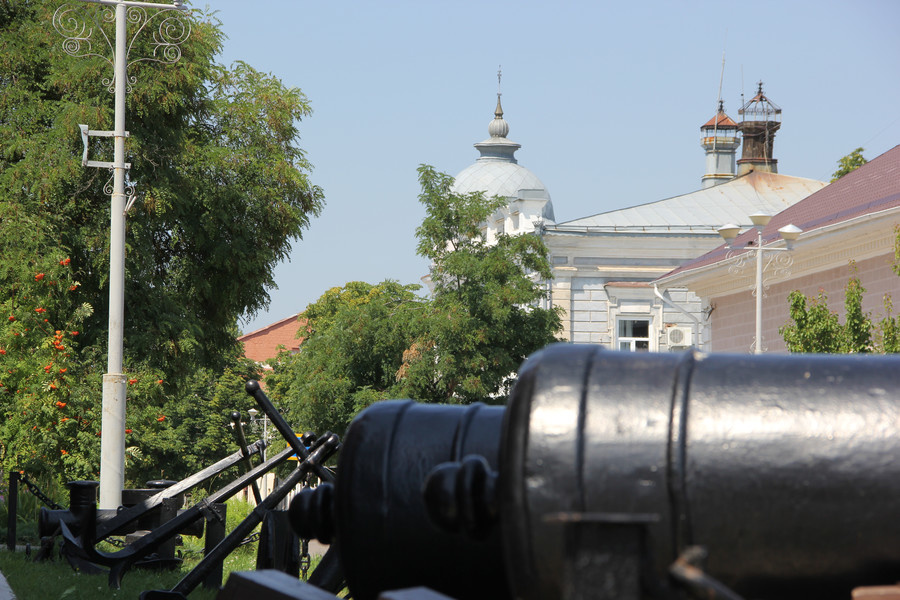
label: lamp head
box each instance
[778,224,802,249]
[717,224,741,247]
[749,212,773,230]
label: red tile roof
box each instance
[238,314,307,363]
[660,145,900,279]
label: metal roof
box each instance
[549,171,825,234]
[702,101,738,129]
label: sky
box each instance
[208,0,900,335]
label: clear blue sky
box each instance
[209,0,900,334]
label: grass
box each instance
[0,551,219,600]
[0,497,277,599]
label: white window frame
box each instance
[616,317,652,352]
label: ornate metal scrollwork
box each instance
[103,172,115,196]
[724,248,755,295]
[53,4,116,71]
[102,173,138,211]
[767,249,794,282]
[126,7,191,69]
[724,246,794,300]
[53,3,191,94]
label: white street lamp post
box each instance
[54,0,189,509]
[718,213,802,354]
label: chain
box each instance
[238,531,260,548]
[18,472,64,510]
[299,538,311,581]
[298,474,315,581]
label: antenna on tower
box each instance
[713,49,726,152]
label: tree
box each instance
[268,166,562,435]
[780,275,872,353]
[831,147,867,182]
[781,243,900,354]
[0,2,322,486]
[267,281,427,437]
[397,165,561,404]
[780,288,844,353]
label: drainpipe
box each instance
[654,285,702,349]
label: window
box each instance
[618,319,650,352]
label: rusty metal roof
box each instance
[702,102,738,129]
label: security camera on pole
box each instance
[53,0,190,509]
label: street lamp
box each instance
[247,408,268,462]
[717,213,802,354]
[53,0,190,509]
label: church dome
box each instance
[453,161,549,203]
[452,94,555,225]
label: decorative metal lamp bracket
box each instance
[79,124,131,170]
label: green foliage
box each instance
[841,275,872,353]
[780,289,844,353]
[269,167,562,435]
[0,2,321,486]
[831,147,867,182]
[894,225,900,278]
[780,261,899,354]
[402,165,561,404]
[879,295,900,354]
[267,281,427,436]
[0,206,98,479]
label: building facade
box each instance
[656,145,900,353]
[453,85,825,351]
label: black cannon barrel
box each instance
[500,344,900,600]
[334,400,507,600]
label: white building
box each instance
[452,85,825,351]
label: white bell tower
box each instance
[700,100,740,188]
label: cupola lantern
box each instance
[737,82,782,176]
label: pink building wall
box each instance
[710,253,900,353]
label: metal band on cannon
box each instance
[502,344,900,600]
